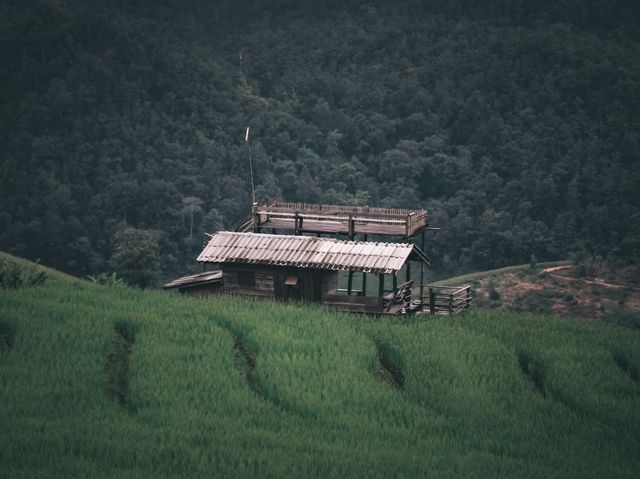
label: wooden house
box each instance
[193,231,431,314]
[165,201,471,315]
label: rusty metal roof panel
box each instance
[197,232,421,274]
[163,270,223,289]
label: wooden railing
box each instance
[406,211,428,237]
[253,202,429,238]
[256,209,407,227]
[423,285,472,315]
[267,201,425,217]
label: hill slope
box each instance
[1,256,640,477]
[435,260,640,323]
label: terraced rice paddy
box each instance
[1,261,639,477]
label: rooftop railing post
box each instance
[361,233,368,297]
[252,202,259,233]
[420,231,425,300]
[406,212,414,239]
[429,287,435,314]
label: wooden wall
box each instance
[180,283,222,298]
[219,265,381,312]
[222,265,275,298]
[221,264,336,303]
[273,268,323,302]
[322,294,383,313]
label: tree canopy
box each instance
[1,0,638,281]
[111,228,160,289]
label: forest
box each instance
[1,0,639,283]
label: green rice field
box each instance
[1,255,639,478]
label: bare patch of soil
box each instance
[546,271,640,293]
[497,274,545,304]
[542,265,572,274]
[472,264,640,320]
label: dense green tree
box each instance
[111,228,160,289]
[0,0,639,280]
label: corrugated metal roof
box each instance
[163,270,223,289]
[197,232,427,274]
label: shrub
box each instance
[0,257,47,289]
[87,272,124,286]
[488,280,501,301]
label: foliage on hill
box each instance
[1,0,639,283]
[436,259,640,323]
[0,255,47,289]
[1,257,639,477]
[0,251,80,287]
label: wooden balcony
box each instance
[251,201,429,239]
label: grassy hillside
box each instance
[434,260,640,323]
[0,251,84,286]
[430,260,572,286]
[1,256,640,477]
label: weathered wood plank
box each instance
[224,287,275,298]
[256,205,428,237]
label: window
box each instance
[238,271,255,288]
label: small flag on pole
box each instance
[244,126,250,142]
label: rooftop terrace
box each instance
[245,201,429,239]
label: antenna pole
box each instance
[245,126,256,204]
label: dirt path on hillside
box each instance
[541,266,640,292]
[542,266,572,274]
